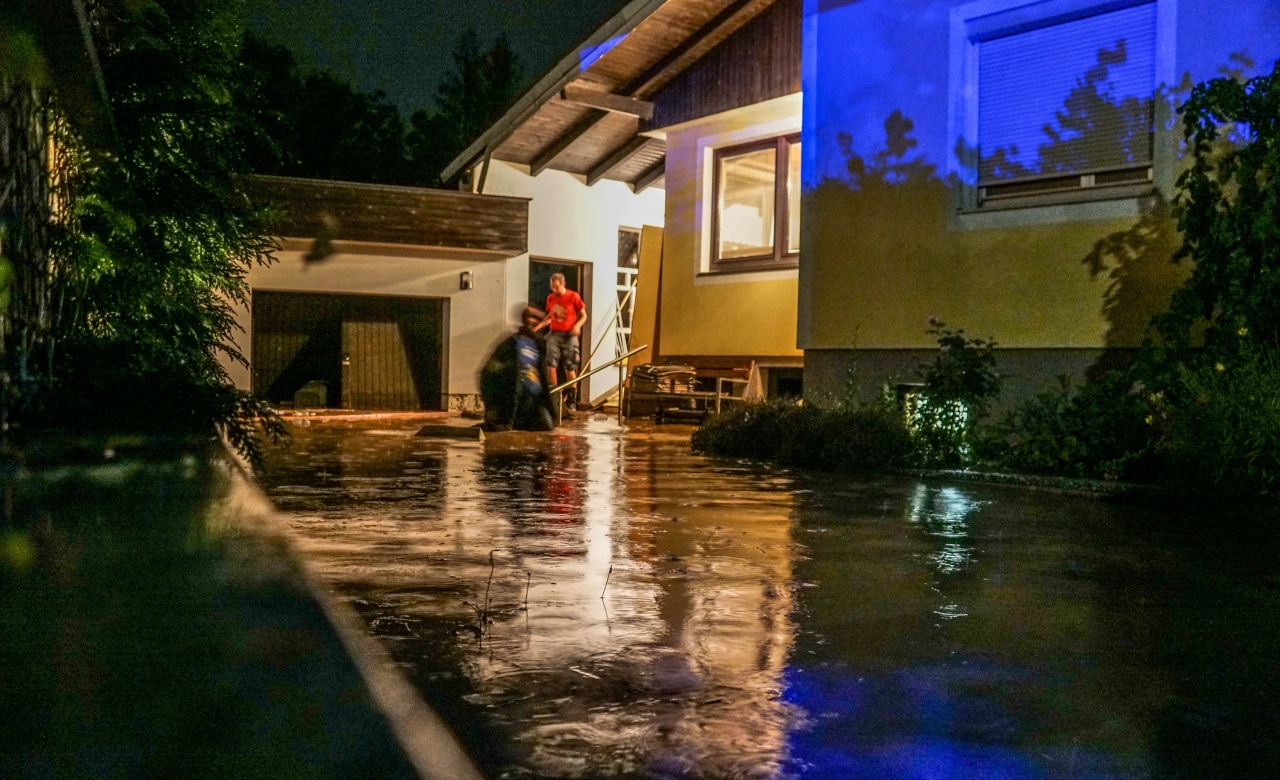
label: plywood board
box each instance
[628,225,666,370]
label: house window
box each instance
[973,1,1157,207]
[712,135,800,270]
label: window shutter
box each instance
[978,2,1156,185]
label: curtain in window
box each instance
[978,2,1156,184]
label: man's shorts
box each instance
[545,331,580,374]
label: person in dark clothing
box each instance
[480,307,556,431]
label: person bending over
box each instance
[479,307,555,431]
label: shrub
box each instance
[1156,348,1280,496]
[976,371,1155,481]
[911,320,1002,467]
[692,398,916,474]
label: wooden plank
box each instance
[439,0,672,182]
[416,424,485,440]
[529,110,609,176]
[633,161,666,194]
[561,85,655,120]
[609,140,667,182]
[586,137,654,186]
[628,225,665,370]
[449,1,779,182]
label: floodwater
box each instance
[260,417,1280,780]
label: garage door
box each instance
[252,291,445,411]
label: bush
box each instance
[976,371,1155,481]
[692,399,916,474]
[1156,349,1280,496]
[911,320,1002,467]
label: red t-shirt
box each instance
[545,290,585,332]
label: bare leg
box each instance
[547,367,559,387]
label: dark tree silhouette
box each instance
[235,34,408,185]
[236,29,521,187]
[833,109,939,189]
[405,31,522,185]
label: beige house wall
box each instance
[656,93,804,360]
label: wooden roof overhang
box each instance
[242,175,529,260]
[443,0,781,193]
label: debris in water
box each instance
[570,667,601,680]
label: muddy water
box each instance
[261,418,1280,780]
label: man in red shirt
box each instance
[539,273,587,410]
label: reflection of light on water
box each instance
[259,419,1251,780]
[907,485,981,575]
[262,419,802,778]
[931,542,972,575]
[907,485,983,623]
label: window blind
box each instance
[978,2,1156,185]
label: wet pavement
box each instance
[260,417,1280,780]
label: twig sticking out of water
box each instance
[601,564,612,599]
[524,571,531,609]
[483,549,497,627]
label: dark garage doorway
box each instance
[251,290,445,411]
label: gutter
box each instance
[440,0,671,183]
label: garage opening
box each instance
[251,291,445,411]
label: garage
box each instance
[251,290,446,411]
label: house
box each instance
[447,0,1280,408]
[227,155,662,411]
[798,0,1280,404]
[444,0,808,400]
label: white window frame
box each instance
[948,0,1178,213]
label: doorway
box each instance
[528,257,592,371]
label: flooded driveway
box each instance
[261,417,1280,780]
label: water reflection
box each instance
[264,420,798,779]
[261,419,1280,780]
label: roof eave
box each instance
[440,0,670,183]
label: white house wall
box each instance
[482,159,666,403]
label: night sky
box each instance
[241,0,627,114]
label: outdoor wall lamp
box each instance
[460,271,473,290]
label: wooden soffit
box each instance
[445,0,780,192]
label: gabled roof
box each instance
[442,0,781,191]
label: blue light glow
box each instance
[580,34,627,72]
[781,663,1143,779]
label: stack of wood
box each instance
[631,364,697,394]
